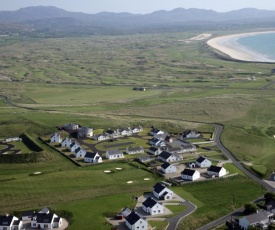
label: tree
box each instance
[244,203,258,215]
[264,192,275,202]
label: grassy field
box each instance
[0,30,275,229]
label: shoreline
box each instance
[207,31,275,63]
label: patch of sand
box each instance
[33,172,42,175]
[116,168,122,170]
[187,33,212,41]
[104,170,111,173]
[127,181,133,184]
[144,178,150,180]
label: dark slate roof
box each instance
[51,133,58,138]
[161,162,171,170]
[196,156,207,163]
[150,138,159,143]
[22,210,35,217]
[13,220,20,225]
[53,217,61,223]
[75,147,82,153]
[142,197,158,208]
[107,149,123,155]
[125,211,141,225]
[0,215,14,226]
[70,142,78,148]
[106,130,115,134]
[84,152,97,159]
[34,213,55,223]
[208,165,223,173]
[153,182,166,194]
[151,128,160,133]
[149,147,158,152]
[181,168,197,176]
[159,151,172,160]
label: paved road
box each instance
[166,201,197,230]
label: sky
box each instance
[1,0,275,14]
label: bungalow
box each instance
[239,211,273,230]
[138,155,152,163]
[105,129,120,138]
[150,127,164,136]
[31,212,62,229]
[61,137,71,148]
[63,123,79,131]
[22,210,36,221]
[126,147,144,155]
[207,165,227,177]
[166,147,183,154]
[160,162,177,174]
[182,130,201,138]
[181,143,196,153]
[148,147,162,156]
[125,211,148,230]
[84,152,102,163]
[153,182,174,200]
[77,127,93,138]
[149,138,166,147]
[0,215,22,230]
[195,156,212,168]
[154,133,168,141]
[50,133,62,143]
[181,169,200,181]
[93,134,109,141]
[158,151,183,163]
[74,147,86,158]
[142,197,164,215]
[132,126,143,133]
[119,128,132,136]
[69,141,80,152]
[106,149,124,160]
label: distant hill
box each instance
[1,6,275,36]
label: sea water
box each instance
[236,32,275,61]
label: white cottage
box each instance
[61,137,71,148]
[132,126,143,133]
[183,130,201,138]
[0,215,22,230]
[207,166,227,177]
[158,151,183,163]
[160,162,177,174]
[153,182,173,200]
[93,134,109,141]
[149,138,166,147]
[126,147,144,154]
[148,147,162,156]
[150,128,164,136]
[31,212,62,229]
[239,211,273,230]
[106,149,124,160]
[125,211,148,230]
[142,197,164,215]
[74,147,86,158]
[84,152,102,163]
[50,133,62,143]
[69,142,80,152]
[181,169,200,181]
[195,156,212,168]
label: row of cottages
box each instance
[158,151,183,163]
[142,197,164,215]
[106,149,124,160]
[148,145,196,156]
[182,129,201,139]
[239,210,274,230]
[153,182,174,200]
[160,162,177,174]
[126,147,144,155]
[29,208,62,229]
[93,126,143,141]
[125,211,148,230]
[0,215,22,230]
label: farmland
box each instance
[0,30,275,229]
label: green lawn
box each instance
[164,204,188,218]
[148,220,169,230]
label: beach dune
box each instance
[207,31,275,63]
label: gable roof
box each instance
[142,197,158,208]
[75,147,84,153]
[159,151,172,159]
[84,152,98,159]
[0,215,14,226]
[125,211,141,225]
[149,147,159,152]
[127,146,143,152]
[153,182,166,194]
[208,165,224,173]
[161,162,172,170]
[22,210,36,217]
[51,133,59,138]
[107,149,123,155]
[196,156,207,163]
[106,130,115,134]
[138,155,151,161]
[34,213,54,223]
[70,141,79,148]
[181,168,197,176]
[242,211,271,224]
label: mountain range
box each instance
[0,6,275,36]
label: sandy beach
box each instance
[207,31,275,62]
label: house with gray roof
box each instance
[106,149,124,160]
[158,151,183,163]
[77,127,93,138]
[239,211,273,230]
[126,146,144,155]
[148,147,162,156]
[138,155,152,163]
